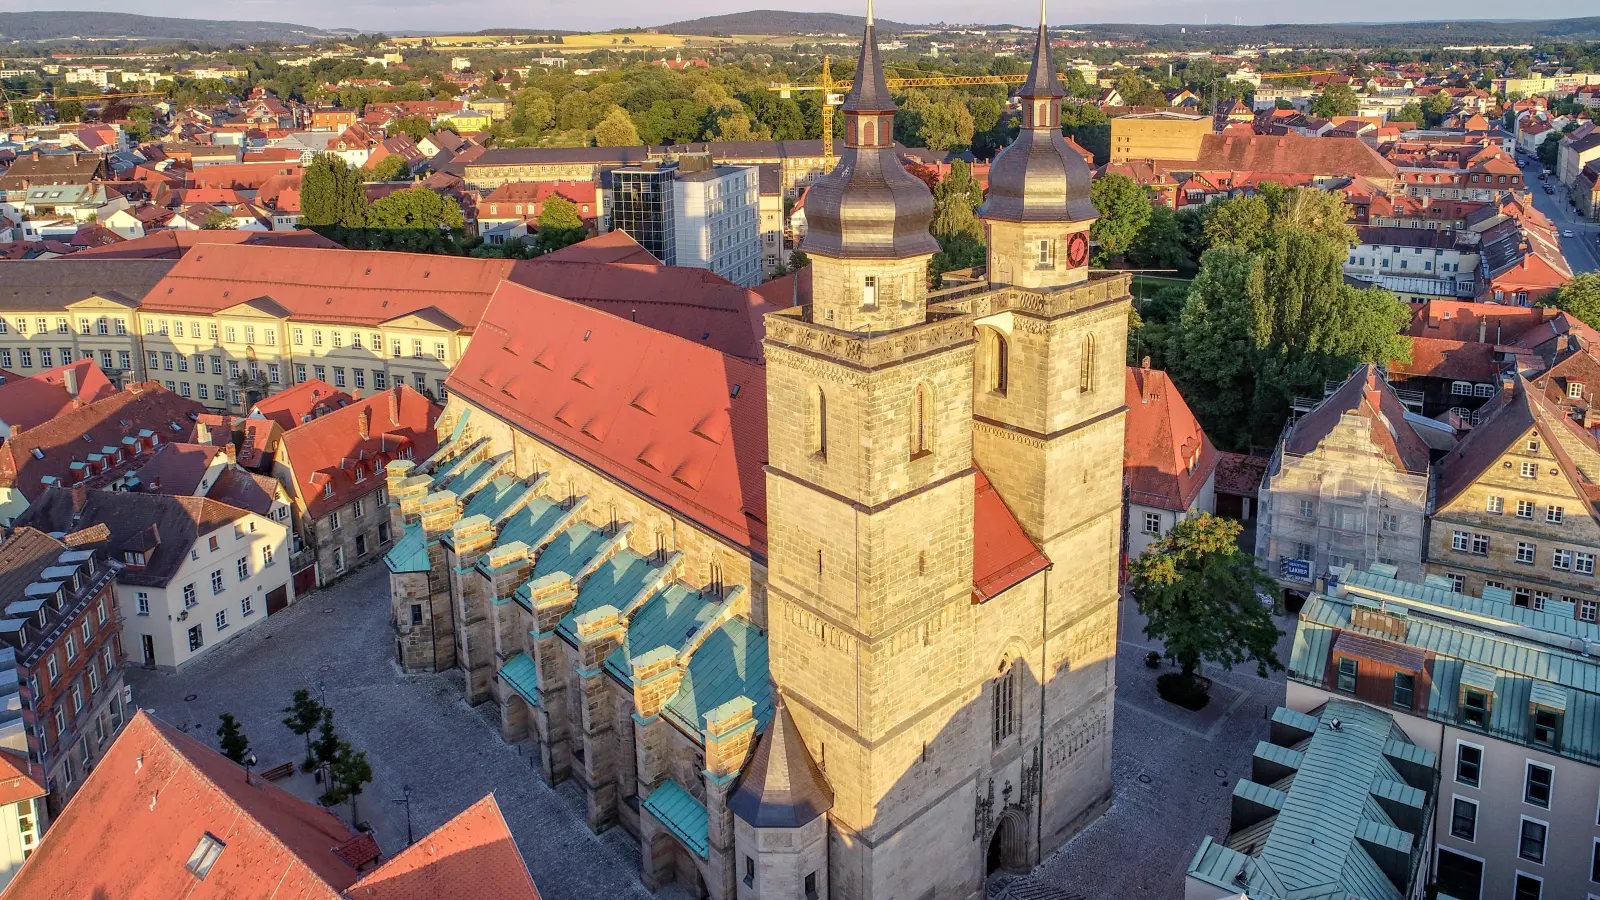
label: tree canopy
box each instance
[1540,273,1600,329]
[1089,174,1152,265]
[1128,513,1282,682]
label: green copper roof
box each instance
[498,652,540,707]
[383,522,430,574]
[642,780,709,858]
[1193,700,1430,900]
[532,521,608,582]
[604,583,719,684]
[663,617,771,738]
[462,474,531,522]
[1294,565,1600,764]
[554,548,660,645]
[496,496,567,551]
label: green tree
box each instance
[55,99,86,122]
[216,713,251,764]
[325,743,374,826]
[1089,173,1152,265]
[387,114,433,142]
[312,709,342,771]
[1127,204,1191,272]
[1540,273,1600,329]
[1422,90,1454,126]
[358,187,467,253]
[534,193,588,254]
[283,689,325,771]
[1390,102,1425,126]
[366,154,411,182]
[300,154,369,229]
[1310,83,1359,118]
[1128,513,1282,690]
[928,161,987,284]
[1537,131,1561,169]
[594,104,641,146]
[788,249,809,271]
[200,208,235,230]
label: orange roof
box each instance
[1408,299,1558,343]
[249,379,353,430]
[142,244,518,330]
[1179,133,1397,179]
[277,386,440,518]
[534,229,658,266]
[1389,337,1502,381]
[971,467,1050,603]
[345,795,539,900]
[1123,367,1218,511]
[72,229,341,259]
[0,749,45,806]
[447,280,768,553]
[4,711,362,899]
[0,358,116,433]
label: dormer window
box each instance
[1531,706,1561,750]
[124,551,146,567]
[355,468,366,483]
[324,483,334,499]
[1461,687,1491,728]
[1568,382,1584,399]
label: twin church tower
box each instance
[748,0,1131,896]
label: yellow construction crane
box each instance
[768,56,1045,166]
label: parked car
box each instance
[1563,230,1576,238]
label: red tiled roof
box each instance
[1389,337,1504,382]
[72,229,341,259]
[3,711,362,899]
[1124,367,1218,511]
[971,467,1050,603]
[533,229,658,266]
[0,749,45,806]
[0,382,206,505]
[142,244,518,330]
[277,386,440,519]
[1176,133,1398,179]
[446,280,768,554]
[0,358,116,433]
[185,163,302,191]
[1407,300,1559,343]
[346,795,540,900]
[249,379,353,431]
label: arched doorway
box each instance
[986,807,1028,874]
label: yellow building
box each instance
[1109,110,1214,163]
[441,109,493,132]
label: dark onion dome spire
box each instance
[978,2,1098,223]
[798,0,939,260]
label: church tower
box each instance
[978,0,1098,290]
[761,1,985,897]
[971,0,1127,853]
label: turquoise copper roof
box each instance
[642,780,709,858]
[1293,565,1600,765]
[664,617,772,738]
[553,548,660,644]
[603,583,720,685]
[498,652,540,707]
[384,522,430,574]
[532,521,608,582]
[1188,700,1433,900]
[496,496,568,551]
[461,474,531,521]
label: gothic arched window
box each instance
[807,384,828,458]
[992,662,1018,744]
[984,330,1009,395]
[911,383,933,459]
[1080,334,1097,393]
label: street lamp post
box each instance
[390,783,414,847]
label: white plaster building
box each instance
[672,159,762,288]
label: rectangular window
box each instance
[354,368,365,388]
[1519,818,1547,864]
[434,343,446,360]
[1143,512,1161,536]
[1392,672,1415,710]
[1450,796,1477,841]
[1531,707,1561,750]
[1514,873,1541,900]
[236,557,249,582]
[1582,598,1599,622]
[1462,689,1489,727]
[412,339,424,358]
[242,596,254,617]
[1521,461,1538,478]
[268,364,280,384]
[331,331,342,348]
[1456,742,1482,786]
[1471,534,1489,555]
[1336,657,1358,693]
[137,592,150,615]
[1525,763,1553,808]
[334,367,346,387]
[314,365,326,382]
[225,326,236,343]
[374,370,388,389]
[295,363,307,383]
[262,545,274,567]
[294,328,304,345]
[330,510,342,531]
[334,547,346,573]
[1553,549,1573,570]
[1579,553,1596,575]
[1300,499,1316,518]
[1547,506,1564,524]
[215,609,228,630]
[1517,499,1535,519]
[188,625,203,652]
[183,583,196,607]
[392,340,402,358]
[211,356,222,374]
[211,569,224,594]
[313,330,324,346]
[1516,542,1536,564]
[1452,530,1469,552]
[244,326,255,344]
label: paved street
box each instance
[1525,159,1600,274]
[128,564,1288,900]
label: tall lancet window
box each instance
[807,384,828,458]
[1080,334,1097,393]
[911,383,933,458]
[984,329,1009,395]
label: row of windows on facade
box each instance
[1293,501,1407,532]
[1438,569,1599,621]
[32,629,119,762]
[1448,742,1598,890]
[181,596,260,653]
[1449,530,1594,571]
[1,317,456,362]
[329,524,389,575]
[1348,254,1465,274]
[1335,655,1568,753]
[133,549,276,618]
[40,691,126,797]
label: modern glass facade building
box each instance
[611,163,677,266]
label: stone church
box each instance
[384,7,1130,898]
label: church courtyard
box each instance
[126,564,1289,900]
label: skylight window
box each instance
[185,833,225,879]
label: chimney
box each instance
[63,365,78,398]
[389,386,402,427]
[1478,318,1487,343]
[150,476,161,491]
[358,409,371,441]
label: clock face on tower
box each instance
[1067,232,1090,268]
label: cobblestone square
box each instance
[127,565,1288,900]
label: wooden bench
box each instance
[260,761,297,782]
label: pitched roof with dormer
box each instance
[1124,366,1218,512]
[277,386,440,520]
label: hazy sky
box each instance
[12,0,1598,32]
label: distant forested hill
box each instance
[662,10,910,35]
[0,11,339,43]
[1081,18,1600,47]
